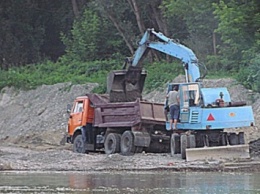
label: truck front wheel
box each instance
[121,131,136,155]
[104,133,121,154]
[73,134,86,153]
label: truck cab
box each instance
[67,96,105,153]
[67,96,94,138]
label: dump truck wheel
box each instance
[187,134,196,148]
[238,132,245,144]
[121,131,136,155]
[181,134,187,159]
[104,133,121,154]
[171,133,180,156]
[135,146,143,153]
[73,134,86,153]
[229,133,238,145]
[221,132,227,146]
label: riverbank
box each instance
[1,143,260,173]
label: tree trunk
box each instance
[128,0,161,62]
[150,1,169,36]
[71,0,80,17]
[213,32,217,55]
[107,12,135,55]
[150,1,170,61]
[127,0,146,34]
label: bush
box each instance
[236,54,260,92]
[1,56,258,94]
[0,59,122,91]
[144,60,183,92]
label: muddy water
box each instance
[0,171,259,193]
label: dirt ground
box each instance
[0,141,260,173]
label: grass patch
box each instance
[1,58,254,93]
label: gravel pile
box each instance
[0,82,98,145]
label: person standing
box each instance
[166,86,180,130]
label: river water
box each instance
[0,171,259,193]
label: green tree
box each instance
[162,0,219,62]
[61,9,101,61]
[61,6,130,62]
[213,0,260,71]
[91,0,177,60]
[91,0,138,55]
[0,0,76,69]
[0,1,44,68]
[237,54,260,92]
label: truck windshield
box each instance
[73,101,83,113]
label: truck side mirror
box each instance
[67,104,71,113]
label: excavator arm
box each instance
[107,28,205,102]
[130,28,201,82]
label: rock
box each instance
[0,163,12,170]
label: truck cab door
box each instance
[68,100,84,136]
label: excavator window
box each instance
[180,84,200,107]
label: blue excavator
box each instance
[107,28,255,161]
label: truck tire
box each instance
[238,132,245,144]
[120,131,136,155]
[135,146,143,153]
[228,133,238,145]
[104,133,121,154]
[181,134,187,159]
[171,133,180,156]
[221,132,227,146]
[187,134,196,148]
[73,134,86,153]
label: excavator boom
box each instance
[108,28,203,102]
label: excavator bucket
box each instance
[185,144,250,162]
[107,66,147,102]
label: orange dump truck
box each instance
[67,93,170,155]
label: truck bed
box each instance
[87,94,165,128]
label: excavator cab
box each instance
[107,66,147,102]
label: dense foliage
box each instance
[0,0,259,92]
